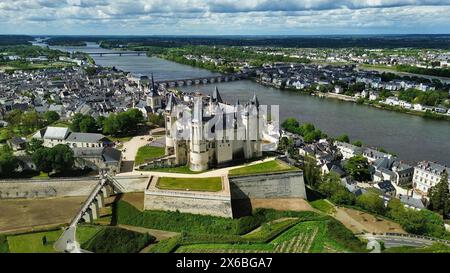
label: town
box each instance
[0,36,450,255]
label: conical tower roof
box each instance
[212,86,223,103]
[148,73,159,97]
[165,93,178,112]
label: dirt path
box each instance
[332,206,405,234]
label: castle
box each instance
[164,87,263,171]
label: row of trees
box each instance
[0,140,75,177]
[32,144,74,175]
[70,109,145,137]
[281,118,327,143]
[3,110,60,136]
[398,88,449,107]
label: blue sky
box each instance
[0,0,449,35]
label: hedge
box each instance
[82,227,155,253]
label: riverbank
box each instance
[255,79,450,122]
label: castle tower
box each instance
[164,93,178,155]
[189,98,209,172]
[243,93,262,159]
[146,74,162,112]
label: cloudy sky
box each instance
[0,0,449,35]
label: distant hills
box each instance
[2,34,450,48]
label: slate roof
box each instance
[376,180,396,193]
[43,126,70,140]
[398,194,425,210]
[66,132,108,143]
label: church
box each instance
[164,87,263,171]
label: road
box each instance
[359,234,446,249]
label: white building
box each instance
[413,161,450,195]
[334,141,362,160]
[32,127,112,148]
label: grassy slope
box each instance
[5,226,103,253]
[229,160,297,176]
[6,230,63,253]
[157,177,222,192]
[144,165,206,174]
[134,146,165,165]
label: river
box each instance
[37,41,450,166]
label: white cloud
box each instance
[0,0,448,34]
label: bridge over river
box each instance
[154,72,250,88]
[84,51,145,56]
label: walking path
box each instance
[117,157,277,178]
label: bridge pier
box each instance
[82,209,94,223]
[96,193,104,208]
[89,201,99,220]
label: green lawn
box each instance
[76,225,103,244]
[144,165,206,174]
[310,199,336,214]
[157,177,222,192]
[7,229,63,253]
[5,226,103,253]
[134,146,165,165]
[31,171,50,180]
[229,160,297,176]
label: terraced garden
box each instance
[175,220,350,253]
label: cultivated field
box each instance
[0,197,86,233]
[175,221,349,253]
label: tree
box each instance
[32,147,53,174]
[352,140,363,147]
[79,116,98,133]
[32,145,74,174]
[20,111,43,133]
[356,192,385,215]
[69,113,85,132]
[102,114,119,136]
[344,155,370,181]
[336,134,350,143]
[48,144,74,173]
[318,172,355,205]
[303,156,320,188]
[44,111,60,124]
[102,109,144,136]
[26,138,44,155]
[0,147,19,177]
[427,171,450,218]
[148,113,165,127]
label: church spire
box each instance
[149,73,159,97]
[212,86,223,103]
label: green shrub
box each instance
[0,235,9,253]
[326,219,366,253]
[114,200,323,236]
[82,227,155,253]
[149,236,181,253]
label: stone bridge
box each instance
[155,73,249,88]
[53,172,132,253]
[84,51,145,57]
